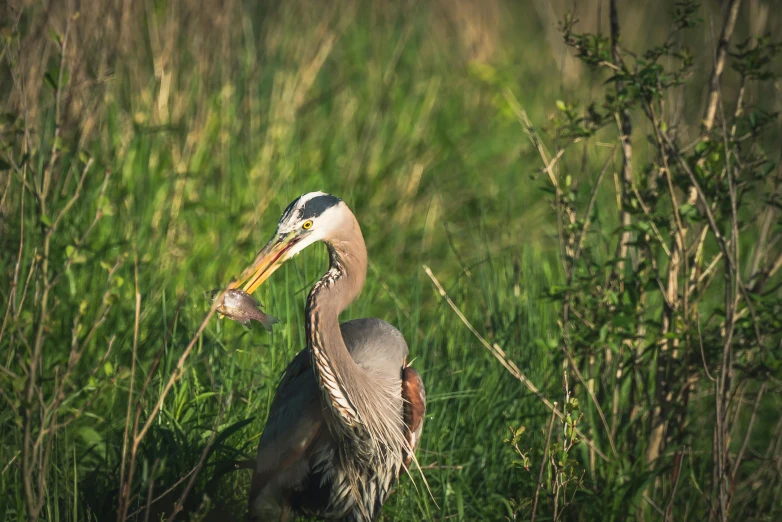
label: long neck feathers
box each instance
[305,211,405,458]
[305,212,367,429]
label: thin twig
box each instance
[609,0,634,283]
[118,288,229,521]
[423,265,609,462]
[629,183,672,258]
[49,157,93,232]
[731,382,767,481]
[118,254,142,522]
[166,405,227,522]
[572,148,617,263]
[135,294,224,443]
[142,460,160,522]
[665,447,686,521]
[531,408,557,522]
[127,466,198,519]
[696,317,717,383]
[643,494,667,517]
[703,0,743,132]
[0,168,26,345]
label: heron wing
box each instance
[248,348,326,519]
[401,365,426,471]
[340,319,424,472]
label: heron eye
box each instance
[302,220,313,230]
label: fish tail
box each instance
[260,314,280,333]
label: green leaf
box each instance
[679,203,697,221]
[78,426,103,446]
[72,249,87,264]
[100,200,116,216]
[66,264,76,296]
[190,392,217,405]
[44,71,58,91]
[13,376,26,392]
[556,100,567,111]
[204,418,255,460]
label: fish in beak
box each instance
[208,289,279,331]
[207,232,300,330]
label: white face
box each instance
[276,192,348,260]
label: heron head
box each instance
[232,192,349,294]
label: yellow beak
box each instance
[231,231,299,294]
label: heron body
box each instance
[234,193,426,521]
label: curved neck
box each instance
[305,212,367,427]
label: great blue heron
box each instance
[231,192,426,521]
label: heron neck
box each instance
[305,213,367,426]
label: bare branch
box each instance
[118,290,227,521]
[166,405,227,521]
[424,265,610,463]
[609,0,634,283]
[731,382,767,481]
[119,255,141,522]
[703,0,743,132]
[49,157,94,233]
[531,407,558,522]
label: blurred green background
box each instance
[1,0,780,520]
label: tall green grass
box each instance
[1,1,780,521]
